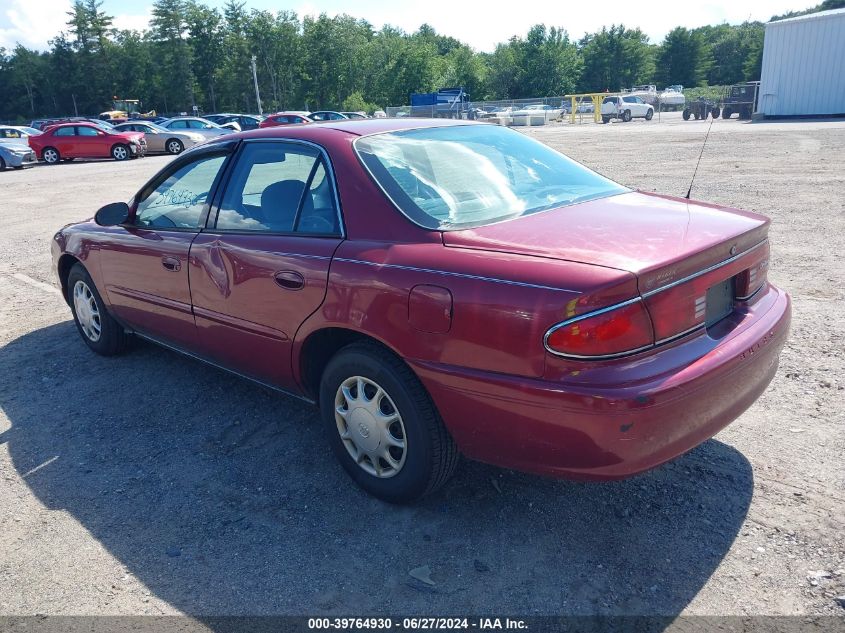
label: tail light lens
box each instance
[545,299,654,359]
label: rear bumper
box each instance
[411,283,791,480]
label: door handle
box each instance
[161,256,181,272]
[274,270,305,290]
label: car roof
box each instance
[239,117,483,139]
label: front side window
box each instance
[355,124,628,231]
[78,126,100,136]
[215,142,339,235]
[135,154,227,229]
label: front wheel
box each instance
[320,342,458,503]
[711,106,721,119]
[67,263,128,356]
[166,138,184,155]
[0,157,5,171]
[645,109,653,120]
[682,109,691,120]
[722,107,732,119]
[111,144,129,161]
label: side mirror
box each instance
[95,202,130,226]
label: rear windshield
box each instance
[354,125,627,230]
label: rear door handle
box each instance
[274,270,305,290]
[161,256,181,272]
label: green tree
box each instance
[655,27,711,88]
[579,25,654,92]
[150,0,194,112]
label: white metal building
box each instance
[757,8,845,117]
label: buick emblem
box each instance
[730,244,738,256]
[358,422,370,438]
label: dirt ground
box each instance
[0,112,843,619]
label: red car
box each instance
[51,119,790,502]
[30,122,146,163]
[259,111,313,128]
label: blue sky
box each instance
[0,0,820,52]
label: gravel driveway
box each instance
[0,113,842,620]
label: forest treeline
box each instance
[0,0,842,120]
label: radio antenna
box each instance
[685,111,715,199]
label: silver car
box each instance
[158,117,229,140]
[0,141,37,170]
[112,122,204,155]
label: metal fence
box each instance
[386,95,608,125]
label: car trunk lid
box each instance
[443,190,771,342]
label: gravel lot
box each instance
[0,112,843,619]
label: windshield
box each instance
[355,124,627,230]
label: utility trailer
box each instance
[721,82,760,120]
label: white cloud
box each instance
[0,0,70,50]
[112,9,153,34]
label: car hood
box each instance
[441,191,770,293]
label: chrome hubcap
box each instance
[73,280,101,342]
[335,376,406,478]
[114,147,127,159]
[168,141,180,153]
[44,150,57,162]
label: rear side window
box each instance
[169,120,188,129]
[602,97,616,104]
[135,154,227,229]
[215,141,339,235]
[54,127,76,136]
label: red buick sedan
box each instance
[51,119,790,502]
[30,122,146,163]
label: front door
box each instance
[99,146,233,347]
[189,140,344,390]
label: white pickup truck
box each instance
[601,95,654,123]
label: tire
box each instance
[67,263,128,356]
[622,109,632,122]
[166,138,184,155]
[682,109,691,121]
[645,108,653,120]
[0,157,5,171]
[319,342,459,503]
[722,107,732,119]
[111,144,129,161]
[601,116,610,124]
[42,147,60,164]
[694,111,701,120]
[711,106,721,119]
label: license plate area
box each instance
[705,277,736,328]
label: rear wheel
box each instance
[42,147,60,164]
[319,342,458,503]
[601,116,610,124]
[0,157,5,171]
[111,144,129,161]
[711,106,721,119]
[67,263,128,356]
[722,107,732,119]
[166,138,184,155]
[682,109,691,120]
[622,109,632,122]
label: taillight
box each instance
[544,299,654,359]
[737,256,768,299]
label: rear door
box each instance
[52,126,77,156]
[98,143,235,347]
[189,139,344,390]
